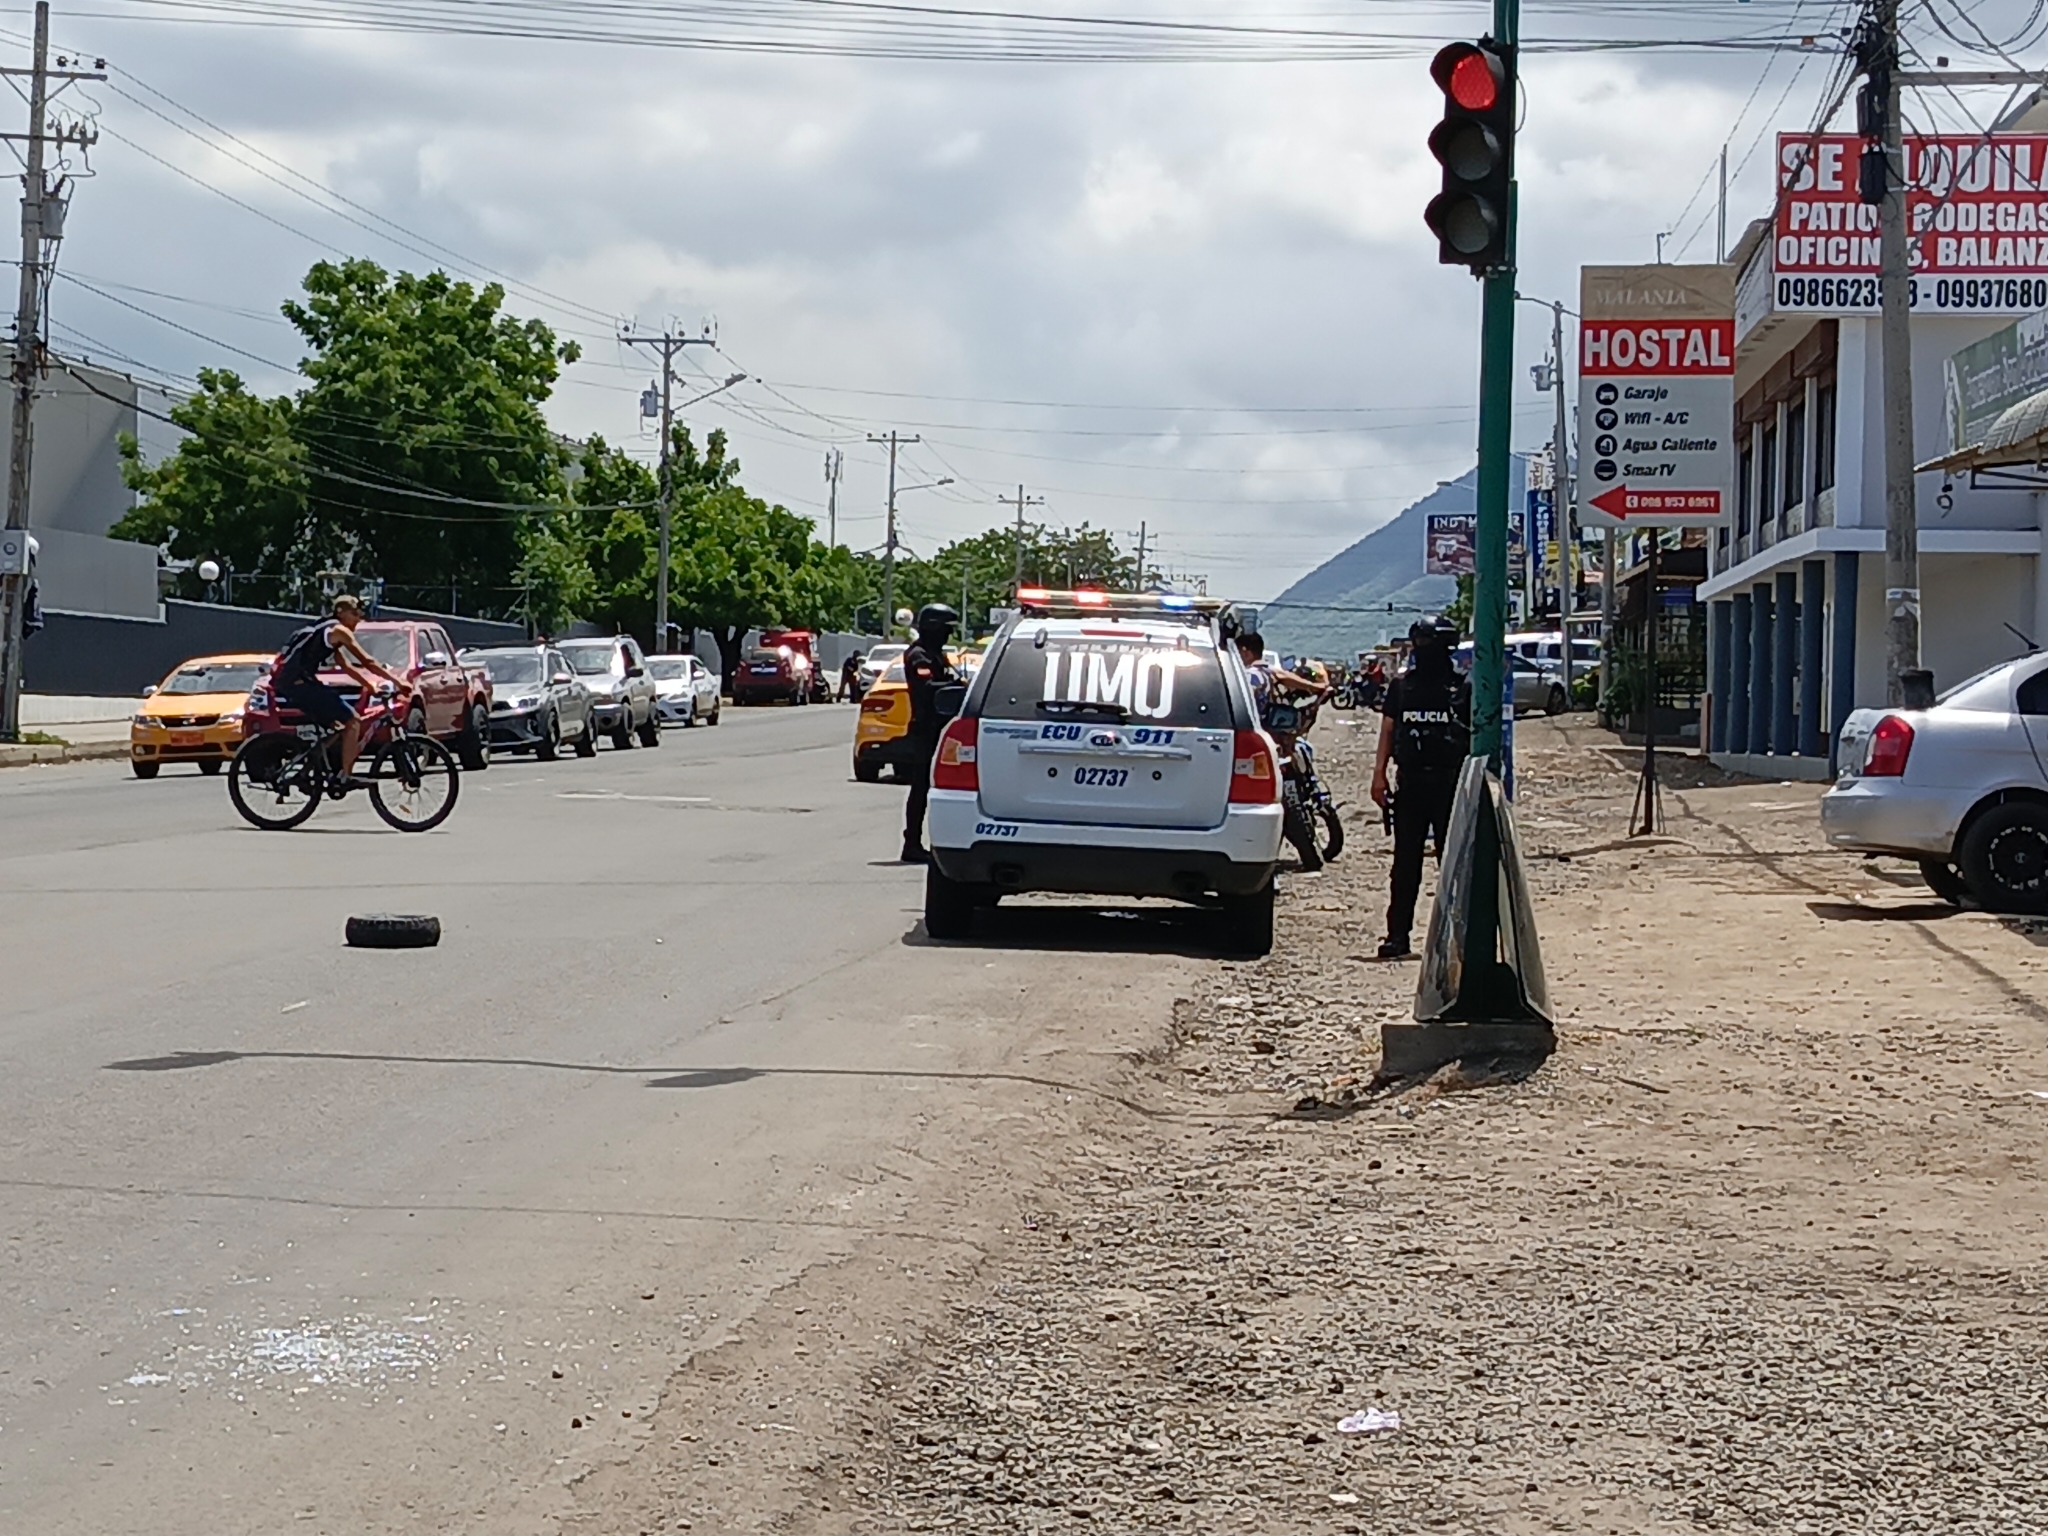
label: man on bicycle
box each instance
[270,594,406,784]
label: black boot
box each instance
[901,843,931,865]
[1376,935,1412,960]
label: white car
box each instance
[649,653,722,727]
[857,643,907,695]
[922,593,1285,955]
[1820,652,2048,911]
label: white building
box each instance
[1700,214,2048,778]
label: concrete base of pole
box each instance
[1379,1019,1556,1080]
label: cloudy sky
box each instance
[14,0,2036,599]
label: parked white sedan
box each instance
[649,654,722,727]
[1820,653,2048,911]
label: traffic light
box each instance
[1425,39,1515,273]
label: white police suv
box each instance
[921,589,1285,955]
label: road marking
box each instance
[556,791,714,804]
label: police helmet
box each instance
[914,603,960,635]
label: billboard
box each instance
[1942,308,2048,453]
[1775,133,2048,315]
[1577,264,1735,529]
[1425,509,1525,576]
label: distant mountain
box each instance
[1258,456,1528,660]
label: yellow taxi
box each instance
[852,648,970,783]
[130,652,274,779]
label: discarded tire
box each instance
[345,913,442,949]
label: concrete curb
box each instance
[0,739,133,768]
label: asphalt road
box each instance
[0,704,1215,1533]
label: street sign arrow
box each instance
[1587,485,1721,523]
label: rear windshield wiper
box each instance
[1035,699,1128,722]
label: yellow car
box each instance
[130,652,274,779]
[852,649,971,783]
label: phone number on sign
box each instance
[1775,274,2048,312]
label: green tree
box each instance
[114,369,320,608]
[117,258,582,621]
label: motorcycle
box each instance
[1264,690,1344,871]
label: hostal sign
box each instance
[1576,263,1735,530]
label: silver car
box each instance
[556,634,661,750]
[1452,646,1570,716]
[1821,652,2048,911]
[467,646,597,760]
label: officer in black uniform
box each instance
[899,603,960,864]
[1370,615,1470,959]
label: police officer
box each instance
[1370,615,1470,959]
[900,603,960,864]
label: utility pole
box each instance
[870,431,917,635]
[823,447,843,549]
[619,324,714,653]
[1134,520,1147,588]
[0,5,98,742]
[1716,144,1728,262]
[1000,482,1042,593]
[1858,0,1922,703]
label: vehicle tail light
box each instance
[860,695,893,714]
[1229,729,1279,804]
[1864,713,1914,776]
[933,717,979,792]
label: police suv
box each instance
[922,589,1285,955]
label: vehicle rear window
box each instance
[980,628,1229,727]
[558,643,616,676]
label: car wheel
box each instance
[407,705,429,739]
[1959,802,2048,914]
[1215,881,1275,958]
[131,759,160,780]
[573,713,598,758]
[854,757,882,784]
[199,757,224,775]
[344,913,442,949]
[457,701,490,771]
[612,712,635,750]
[1919,858,1969,906]
[708,703,721,724]
[637,706,661,748]
[535,710,561,761]
[1546,684,1567,716]
[923,863,979,940]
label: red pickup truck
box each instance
[244,618,495,769]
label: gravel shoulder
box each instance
[583,713,2048,1535]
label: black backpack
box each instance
[274,621,334,685]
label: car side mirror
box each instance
[423,650,451,667]
[551,671,573,686]
[141,684,157,697]
[933,683,968,721]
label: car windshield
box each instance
[557,643,616,676]
[982,625,1228,727]
[478,652,544,685]
[646,658,690,680]
[748,649,786,665]
[865,646,905,669]
[353,629,412,669]
[162,661,269,695]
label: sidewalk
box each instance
[662,714,2048,1534]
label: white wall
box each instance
[1848,549,2039,707]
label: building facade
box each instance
[1699,218,2048,778]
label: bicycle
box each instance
[227,686,461,832]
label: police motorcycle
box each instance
[1265,678,1343,872]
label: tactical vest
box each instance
[1391,669,1470,772]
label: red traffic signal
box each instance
[1425,39,1515,274]
[1436,44,1502,112]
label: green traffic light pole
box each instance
[1467,0,1517,768]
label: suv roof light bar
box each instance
[1013,588,1229,617]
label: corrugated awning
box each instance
[1919,386,2048,474]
